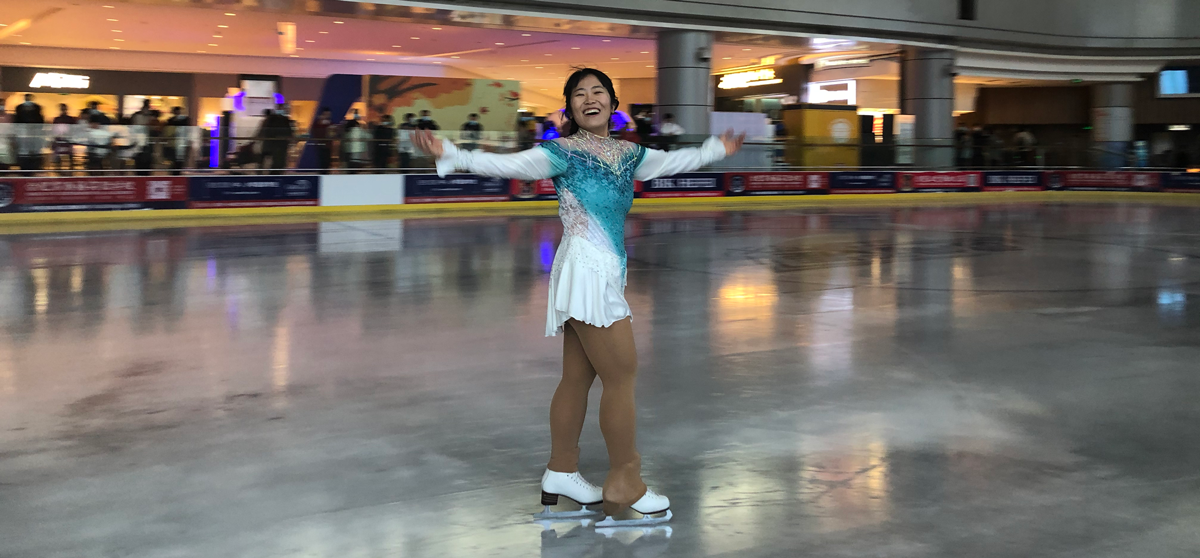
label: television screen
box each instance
[1158,67,1200,98]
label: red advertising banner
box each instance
[510,178,557,200]
[0,177,188,211]
[725,172,829,195]
[1045,171,1160,191]
[897,171,982,192]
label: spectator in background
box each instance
[970,126,989,168]
[130,100,156,174]
[460,113,483,151]
[373,114,396,170]
[310,107,334,171]
[417,109,440,131]
[14,94,45,171]
[634,110,654,144]
[85,113,113,175]
[658,113,684,151]
[164,106,191,173]
[83,101,112,125]
[342,119,369,171]
[397,113,416,171]
[52,104,77,172]
[258,106,295,172]
[1014,128,1037,166]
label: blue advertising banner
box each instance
[828,171,895,194]
[405,174,510,203]
[983,171,1044,191]
[1162,173,1200,192]
[641,172,725,198]
[188,175,319,208]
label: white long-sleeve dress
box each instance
[436,130,727,336]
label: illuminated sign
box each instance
[718,69,783,90]
[28,72,90,89]
[815,58,871,70]
[807,79,857,105]
[1169,124,1192,131]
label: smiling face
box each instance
[569,74,614,136]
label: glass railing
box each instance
[0,124,1179,174]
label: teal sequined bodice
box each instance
[539,133,646,278]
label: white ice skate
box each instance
[595,488,672,527]
[533,469,603,521]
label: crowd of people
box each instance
[955,125,1039,167]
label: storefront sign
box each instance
[897,172,982,192]
[718,69,782,90]
[188,175,319,208]
[510,178,557,201]
[29,72,91,89]
[726,172,829,195]
[1162,172,1200,192]
[814,58,871,70]
[1045,171,1159,191]
[405,174,510,203]
[641,173,725,198]
[0,177,186,212]
[982,171,1044,192]
[806,79,856,105]
[829,171,896,193]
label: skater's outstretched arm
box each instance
[634,130,745,181]
[416,130,563,180]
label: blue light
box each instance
[209,116,220,168]
[539,240,555,272]
[274,93,285,105]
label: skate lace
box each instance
[569,472,597,490]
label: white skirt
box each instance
[545,235,631,336]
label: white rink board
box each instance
[320,175,405,206]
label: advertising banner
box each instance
[1045,171,1160,191]
[1161,173,1200,193]
[982,171,1044,192]
[725,172,829,196]
[405,174,510,203]
[188,175,319,208]
[510,178,558,201]
[0,176,187,212]
[640,172,725,198]
[828,171,896,194]
[897,171,982,192]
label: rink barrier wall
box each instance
[1,171,1200,227]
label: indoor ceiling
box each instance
[0,0,874,92]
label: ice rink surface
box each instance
[2,202,1200,557]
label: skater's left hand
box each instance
[720,130,746,156]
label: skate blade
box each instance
[596,525,673,539]
[595,509,672,528]
[532,502,601,522]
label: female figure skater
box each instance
[415,68,743,526]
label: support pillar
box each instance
[1092,83,1134,168]
[656,30,713,142]
[901,47,955,168]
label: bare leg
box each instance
[547,322,597,473]
[567,317,646,516]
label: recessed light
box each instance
[410,37,420,40]
[742,48,752,51]
[19,42,30,45]
[722,56,732,60]
[319,31,329,34]
[224,12,235,16]
[113,38,125,42]
[602,39,611,42]
[111,29,122,32]
[432,27,442,30]
[640,51,649,54]
[290,54,299,58]
[107,18,118,22]
[296,47,304,51]
[535,66,543,69]
[451,55,460,59]
[544,53,552,56]
[198,50,207,53]
[520,59,529,62]
[208,43,218,47]
[611,57,619,60]
[367,58,375,61]
[102,4,114,7]
[109,46,120,49]
[333,20,344,24]
[305,40,315,43]
[433,61,442,64]
[522,33,531,37]
[391,45,401,48]
[218,25,228,28]
[213,35,223,38]
[646,65,654,67]
[495,42,505,45]
[571,47,580,50]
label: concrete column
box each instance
[1092,83,1134,168]
[656,30,713,141]
[901,47,955,168]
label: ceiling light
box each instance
[451,55,460,59]
[290,54,299,58]
[544,53,552,56]
[296,47,304,51]
[113,38,124,42]
[213,35,223,38]
[319,31,328,34]
[571,47,580,50]
[19,42,30,45]
[218,25,228,28]
[433,61,442,64]
[305,39,315,43]
[224,12,235,16]
[208,43,218,47]
[611,57,619,60]
[333,20,344,24]
[520,59,528,62]
[535,66,543,69]
[602,39,611,42]
[109,46,120,50]
[722,56,732,60]
[410,36,420,40]
[646,65,654,67]
[432,27,442,30]
[391,45,401,48]
[640,51,650,54]
[495,42,505,45]
[367,58,375,61]
[522,33,531,37]
[742,48,752,51]
[103,4,114,7]
[111,29,122,32]
[198,50,207,53]
[107,18,118,22]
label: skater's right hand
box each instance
[414,129,444,158]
